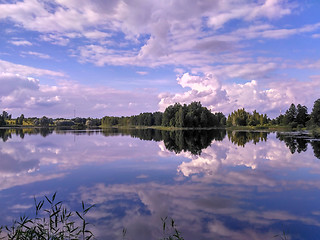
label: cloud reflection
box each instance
[1,130,320,239]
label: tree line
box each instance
[101,102,226,128]
[226,99,320,128]
[1,98,320,129]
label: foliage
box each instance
[162,102,225,128]
[311,98,320,127]
[39,116,53,127]
[0,111,11,126]
[4,98,320,130]
[0,192,94,240]
[85,118,101,127]
[227,109,268,127]
[55,119,75,127]
[101,102,224,128]
[296,104,309,127]
[0,114,6,127]
[15,114,25,125]
[273,103,310,128]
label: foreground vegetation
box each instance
[0,193,184,240]
[0,193,95,240]
[0,192,292,240]
[1,99,320,133]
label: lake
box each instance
[0,128,320,240]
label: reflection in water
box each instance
[276,132,320,158]
[1,128,320,239]
[227,130,268,147]
[1,128,319,159]
[0,128,54,141]
[102,128,226,155]
[311,141,320,159]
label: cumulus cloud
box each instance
[0,59,65,77]
[159,72,320,117]
[0,73,39,96]
[0,74,158,117]
[0,0,303,68]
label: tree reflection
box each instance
[0,129,12,142]
[311,141,320,159]
[276,133,308,154]
[1,127,320,159]
[227,131,268,147]
[102,128,226,155]
[161,130,226,155]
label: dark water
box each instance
[0,128,320,240]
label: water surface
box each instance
[0,128,320,240]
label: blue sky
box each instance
[0,0,320,118]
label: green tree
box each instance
[200,110,208,127]
[40,116,50,127]
[175,106,185,127]
[296,104,309,127]
[311,99,320,127]
[2,111,11,120]
[227,108,249,126]
[16,114,25,125]
[153,112,163,126]
[0,113,6,126]
[284,103,297,125]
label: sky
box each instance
[0,0,320,118]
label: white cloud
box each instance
[0,75,159,118]
[0,59,65,77]
[207,0,292,29]
[159,72,320,117]
[136,71,148,75]
[0,0,302,69]
[21,51,51,59]
[39,33,70,46]
[9,40,33,46]
[0,73,39,96]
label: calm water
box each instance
[1,128,320,240]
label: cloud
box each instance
[8,40,33,46]
[21,51,51,59]
[207,0,292,29]
[159,72,320,117]
[136,71,148,75]
[0,59,65,77]
[0,73,39,96]
[0,74,159,117]
[39,33,70,46]
[1,128,320,239]
[0,0,301,69]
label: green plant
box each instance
[0,192,95,240]
[273,229,289,240]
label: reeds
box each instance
[0,192,95,240]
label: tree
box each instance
[296,104,309,127]
[175,106,185,127]
[40,116,50,127]
[153,112,163,126]
[284,103,297,125]
[311,99,320,127]
[200,110,208,127]
[16,114,25,125]
[227,108,249,126]
[2,111,11,120]
[0,113,6,126]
